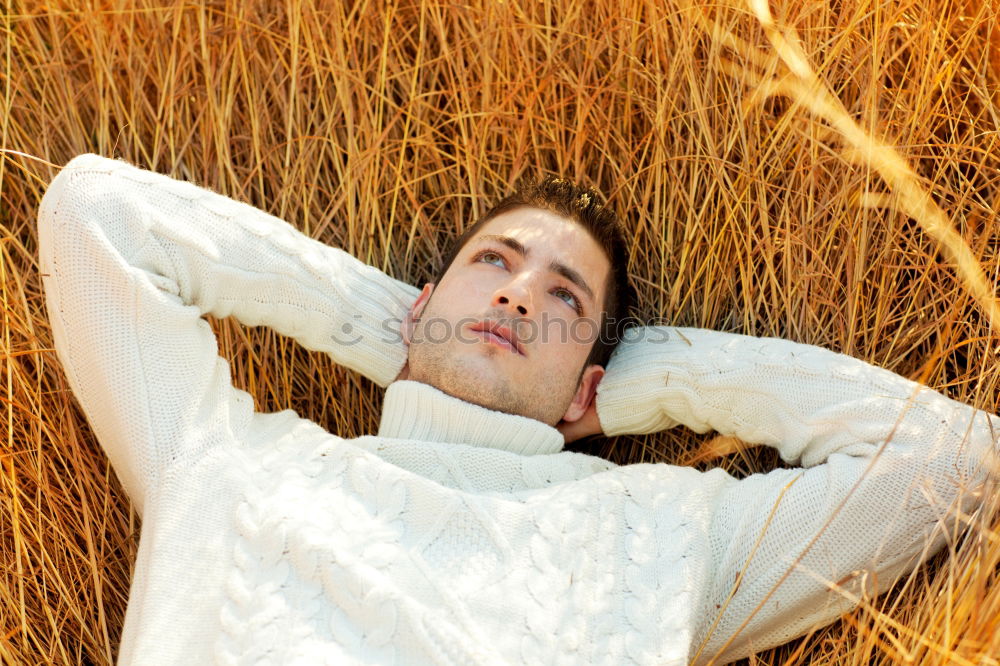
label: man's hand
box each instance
[556,402,603,444]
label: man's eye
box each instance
[554,288,580,312]
[478,251,505,267]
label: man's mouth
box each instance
[469,321,524,355]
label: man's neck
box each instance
[378,381,565,456]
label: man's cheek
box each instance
[417,317,456,345]
[570,318,600,347]
[534,313,563,347]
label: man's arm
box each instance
[38,154,418,514]
[595,327,998,663]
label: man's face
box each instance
[403,207,610,426]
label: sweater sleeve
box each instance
[596,326,1000,663]
[38,154,419,513]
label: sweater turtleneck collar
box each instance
[377,380,565,456]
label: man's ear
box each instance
[401,283,434,345]
[561,364,605,423]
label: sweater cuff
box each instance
[596,328,686,436]
[337,273,420,387]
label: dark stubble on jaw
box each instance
[406,295,531,416]
[407,294,580,423]
[407,331,531,418]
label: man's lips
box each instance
[469,321,524,355]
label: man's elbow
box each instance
[38,154,146,267]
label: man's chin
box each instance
[434,375,519,415]
[436,381,513,414]
[409,355,527,417]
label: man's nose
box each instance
[492,280,531,316]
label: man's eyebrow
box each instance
[477,233,596,304]
[478,234,526,257]
[550,261,594,303]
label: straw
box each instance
[1,1,998,663]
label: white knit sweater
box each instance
[39,154,998,665]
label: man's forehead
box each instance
[469,208,611,301]
[472,208,603,257]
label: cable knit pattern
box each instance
[38,155,1000,665]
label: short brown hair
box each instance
[437,177,635,368]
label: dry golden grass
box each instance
[2,0,999,663]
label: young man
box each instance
[39,154,998,665]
